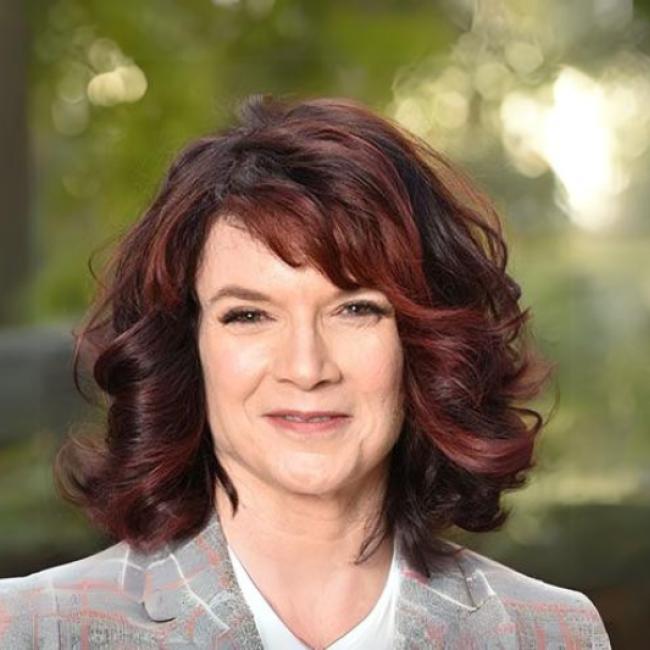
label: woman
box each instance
[0,94,610,649]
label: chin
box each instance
[272,463,349,497]
[278,474,341,497]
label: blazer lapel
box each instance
[394,539,518,649]
[141,512,263,648]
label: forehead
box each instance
[196,218,338,298]
[201,218,264,262]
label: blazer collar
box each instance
[141,512,515,648]
[394,541,517,648]
[141,511,261,647]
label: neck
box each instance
[215,463,395,650]
[215,462,391,573]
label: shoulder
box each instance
[0,541,141,598]
[451,543,611,648]
[0,542,153,648]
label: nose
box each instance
[271,319,342,390]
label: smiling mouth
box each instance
[264,414,351,435]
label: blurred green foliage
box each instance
[23,0,455,321]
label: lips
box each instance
[264,410,351,435]
[267,409,347,420]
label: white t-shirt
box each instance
[227,543,400,650]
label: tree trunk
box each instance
[0,0,30,324]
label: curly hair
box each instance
[56,93,551,578]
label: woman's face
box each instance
[195,219,405,500]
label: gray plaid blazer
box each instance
[0,511,611,649]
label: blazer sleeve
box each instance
[453,545,612,649]
[504,584,611,649]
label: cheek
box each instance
[199,334,268,400]
[371,351,403,394]
[345,330,403,396]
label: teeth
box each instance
[281,415,334,423]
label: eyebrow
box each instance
[207,284,367,306]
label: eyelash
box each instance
[219,301,390,326]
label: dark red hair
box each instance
[56,93,550,577]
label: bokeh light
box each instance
[390,0,650,233]
[87,64,148,107]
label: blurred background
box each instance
[1,0,649,645]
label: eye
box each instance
[218,301,391,326]
[340,300,391,319]
[219,308,270,325]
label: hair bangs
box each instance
[217,181,411,297]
